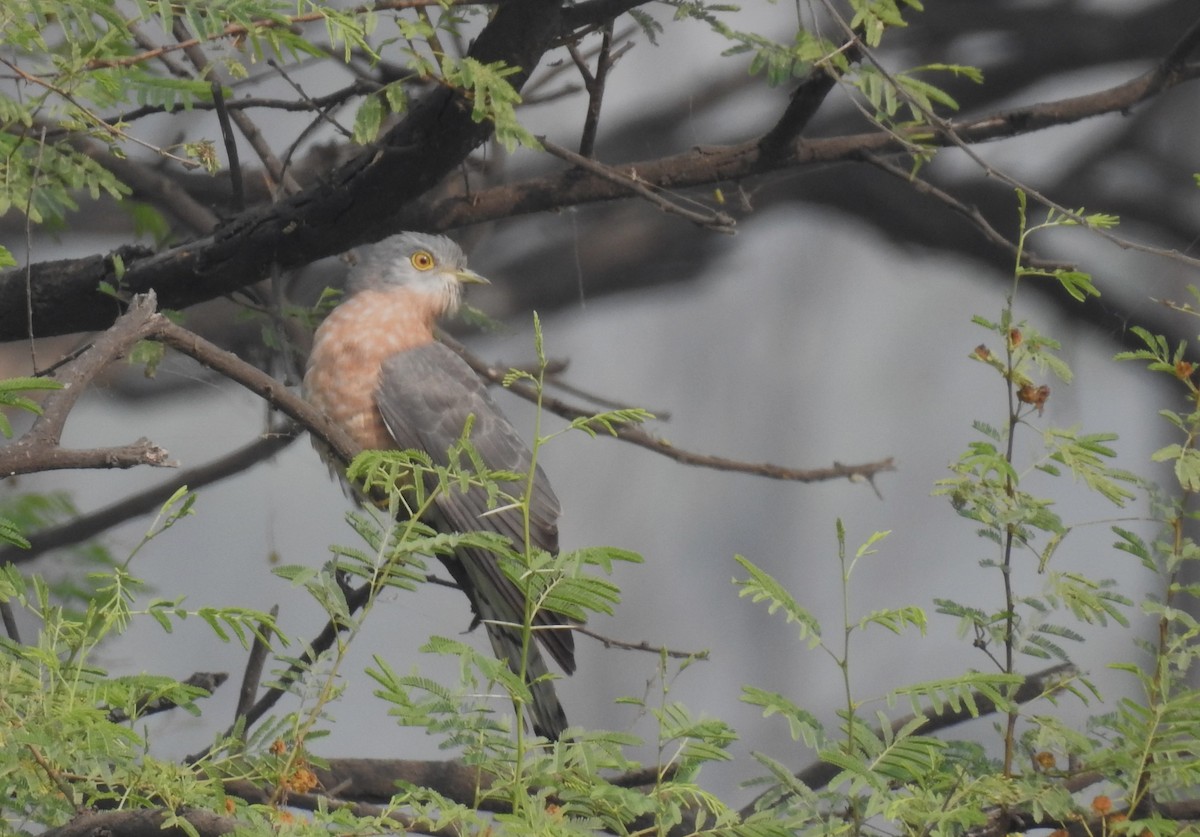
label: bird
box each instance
[303,231,573,739]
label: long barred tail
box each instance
[440,535,575,740]
[480,616,569,740]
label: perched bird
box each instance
[303,232,573,739]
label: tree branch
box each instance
[4,46,1200,343]
[0,0,565,342]
[41,809,240,837]
[0,295,176,478]
[541,138,736,231]
[440,331,896,486]
[0,430,298,566]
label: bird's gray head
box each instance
[346,232,488,313]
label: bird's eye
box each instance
[410,251,435,271]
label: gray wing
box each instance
[375,344,575,676]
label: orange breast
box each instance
[304,288,437,452]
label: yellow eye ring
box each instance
[410,250,435,271]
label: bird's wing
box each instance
[375,343,575,673]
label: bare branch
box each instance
[0,439,174,478]
[541,138,736,232]
[440,331,897,486]
[149,318,358,466]
[576,625,704,659]
[235,605,279,725]
[1,0,568,343]
[0,430,296,566]
[423,58,1200,263]
[87,0,483,71]
[567,21,615,157]
[0,295,176,478]
[863,152,1069,271]
[170,20,300,196]
[27,295,159,444]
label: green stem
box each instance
[999,221,1027,779]
[836,523,857,758]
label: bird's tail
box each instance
[480,615,569,740]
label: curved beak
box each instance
[454,268,490,286]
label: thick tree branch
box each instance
[41,809,240,837]
[0,0,564,342]
[427,60,1200,230]
[757,40,860,159]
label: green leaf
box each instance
[0,516,30,549]
[352,94,384,145]
[732,555,821,646]
[0,376,64,437]
[858,605,927,635]
[741,686,825,748]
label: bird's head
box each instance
[347,231,488,315]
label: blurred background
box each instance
[3,0,1199,803]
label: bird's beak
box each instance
[454,268,490,286]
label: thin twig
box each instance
[439,332,896,487]
[267,59,354,140]
[816,0,1200,268]
[189,582,373,764]
[74,132,221,232]
[88,0,477,70]
[25,744,82,813]
[127,21,192,78]
[0,431,296,566]
[171,20,301,195]
[210,80,244,211]
[545,373,672,420]
[575,625,703,660]
[568,22,615,158]
[37,79,380,139]
[235,604,279,725]
[0,57,201,169]
[540,138,737,233]
[863,152,1069,271]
